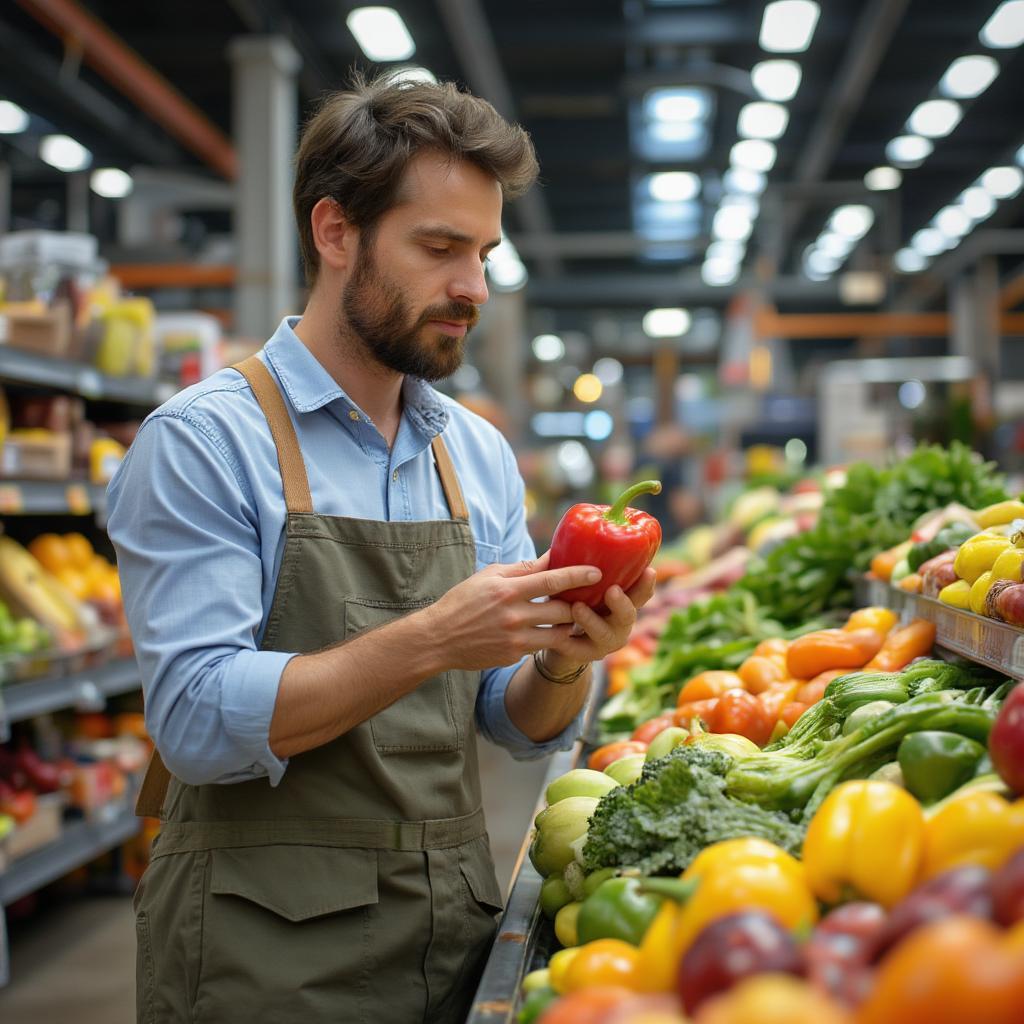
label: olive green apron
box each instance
[132,355,503,1024]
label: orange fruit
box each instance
[29,533,70,573]
[64,533,94,570]
[55,567,90,600]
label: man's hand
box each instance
[540,564,658,677]
[421,553,603,671]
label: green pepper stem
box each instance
[605,480,662,525]
[636,877,696,903]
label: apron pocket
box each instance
[458,839,504,914]
[345,599,462,754]
[209,845,378,920]
[195,846,378,1022]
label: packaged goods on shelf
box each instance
[154,311,223,386]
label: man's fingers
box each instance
[511,564,601,599]
[625,567,657,608]
[572,599,619,648]
[521,599,577,626]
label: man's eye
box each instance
[426,246,449,257]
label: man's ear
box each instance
[310,198,357,273]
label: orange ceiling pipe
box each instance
[1000,271,1024,311]
[16,0,237,179]
[755,310,1024,339]
[110,264,237,288]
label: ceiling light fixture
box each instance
[647,171,701,202]
[911,228,947,256]
[750,59,802,101]
[532,334,564,362]
[939,55,999,98]
[723,167,767,194]
[39,134,91,172]
[864,166,902,191]
[702,259,740,286]
[90,168,133,198]
[737,101,789,140]
[934,205,971,238]
[980,165,1024,199]
[713,207,755,241]
[759,0,821,53]
[0,99,29,134]
[906,98,963,138]
[959,185,997,220]
[886,134,933,167]
[895,248,927,273]
[829,204,875,238]
[346,7,415,62]
[730,138,777,172]
[980,1,1024,48]
[643,307,692,337]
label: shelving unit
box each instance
[0,480,107,516]
[856,577,1024,680]
[0,344,176,407]
[1,657,140,726]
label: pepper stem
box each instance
[605,480,662,525]
[636,876,696,904]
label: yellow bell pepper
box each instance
[844,607,898,635]
[922,791,1024,880]
[953,533,1013,584]
[802,780,925,908]
[554,900,582,947]
[991,546,1024,582]
[547,946,582,994]
[969,571,996,615]
[631,839,817,992]
[938,579,971,609]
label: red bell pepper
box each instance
[548,480,662,609]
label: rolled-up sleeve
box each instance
[474,440,588,759]
[107,412,293,786]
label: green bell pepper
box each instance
[576,876,663,946]
[897,730,986,804]
[518,986,558,1023]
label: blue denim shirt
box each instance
[107,316,584,786]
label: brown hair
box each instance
[293,71,539,286]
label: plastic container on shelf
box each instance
[0,232,98,270]
[153,311,222,385]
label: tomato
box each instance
[673,699,719,729]
[779,701,809,728]
[607,645,649,670]
[537,987,634,1024]
[562,939,642,993]
[738,656,787,694]
[631,716,675,744]
[757,682,799,726]
[707,690,773,747]
[677,671,745,705]
[588,741,648,772]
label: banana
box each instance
[0,537,82,632]
[976,500,1024,529]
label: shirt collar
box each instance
[263,316,450,436]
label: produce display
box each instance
[506,444,1024,1024]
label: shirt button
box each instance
[392,470,400,482]
[348,410,360,421]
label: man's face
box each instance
[339,152,503,382]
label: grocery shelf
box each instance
[467,671,604,1023]
[0,344,177,408]
[856,576,1024,680]
[0,802,140,907]
[1,657,140,726]
[0,479,107,516]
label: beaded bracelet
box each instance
[532,650,589,685]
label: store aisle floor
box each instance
[0,738,553,1023]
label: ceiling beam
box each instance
[526,272,841,307]
[435,0,563,278]
[757,310,1024,339]
[15,0,237,179]
[768,0,911,266]
[0,21,185,169]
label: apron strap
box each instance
[234,355,314,514]
[430,435,469,522]
[135,360,471,819]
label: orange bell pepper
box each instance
[786,629,883,680]
[922,790,1024,880]
[673,698,720,729]
[795,669,845,705]
[752,637,789,660]
[561,938,642,993]
[856,916,1024,1024]
[870,541,913,582]
[844,606,898,635]
[677,670,745,704]
[588,741,648,772]
[863,618,936,672]
[802,780,925,908]
[738,656,787,694]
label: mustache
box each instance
[417,303,480,330]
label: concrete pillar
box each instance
[228,36,301,339]
[476,288,528,441]
[0,162,9,235]
[951,256,1000,452]
[66,171,89,233]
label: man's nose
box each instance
[449,258,489,307]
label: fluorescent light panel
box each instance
[730,138,777,172]
[886,134,933,167]
[760,0,821,53]
[980,2,1024,48]
[751,60,802,101]
[864,166,902,191]
[346,7,415,62]
[643,308,691,337]
[0,99,28,134]
[737,101,789,140]
[39,134,90,172]
[646,171,700,202]
[906,99,962,138]
[939,55,999,98]
[90,168,132,198]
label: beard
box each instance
[340,237,479,382]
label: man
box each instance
[109,72,655,1024]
